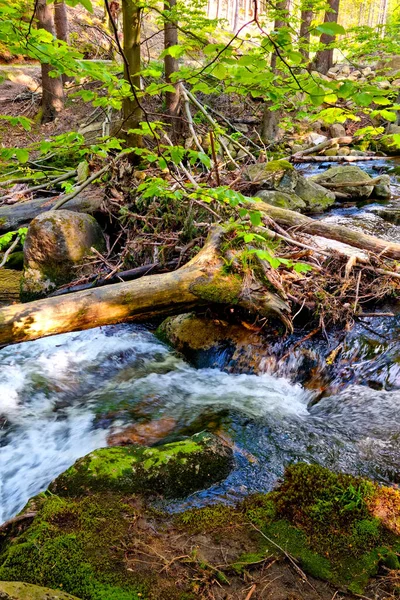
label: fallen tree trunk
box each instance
[255,201,400,259]
[0,228,290,347]
[0,188,105,232]
[292,156,377,163]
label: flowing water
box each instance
[1,158,400,524]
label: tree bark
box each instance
[299,7,313,60]
[54,0,69,44]
[164,0,181,139]
[0,228,289,347]
[122,0,142,148]
[0,188,106,233]
[36,0,64,123]
[313,0,340,74]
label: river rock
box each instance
[49,432,234,499]
[329,123,346,138]
[373,174,391,199]
[307,132,328,146]
[247,160,335,213]
[337,146,351,156]
[312,165,374,199]
[0,582,80,600]
[254,189,306,211]
[22,210,105,300]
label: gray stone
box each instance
[254,189,306,211]
[313,165,374,199]
[373,174,391,199]
[22,210,105,299]
[294,177,336,213]
[337,146,351,156]
[329,123,346,138]
[362,66,373,76]
[307,132,329,146]
[376,55,400,77]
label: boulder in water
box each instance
[0,582,80,600]
[247,160,335,213]
[22,210,105,300]
[373,174,391,200]
[49,432,233,499]
[312,165,374,199]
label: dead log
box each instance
[255,201,400,259]
[0,187,105,232]
[292,156,377,163]
[0,228,290,347]
[292,136,353,159]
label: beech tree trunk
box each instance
[164,0,181,139]
[36,0,64,123]
[122,0,142,148]
[54,0,69,43]
[313,0,340,74]
[0,229,289,346]
[299,7,313,60]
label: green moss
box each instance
[263,160,294,173]
[50,433,233,499]
[0,494,148,600]
[176,504,242,534]
[190,273,242,305]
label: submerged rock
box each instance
[21,210,105,300]
[312,165,375,199]
[0,582,80,600]
[50,432,234,499]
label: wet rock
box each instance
[49,432,234,499]
[329,123,346,138]
[22,210,105,300]
[0,582,80,600]
[246,160,297,191]
[312,165,374,199]
[255,189,306,211]
[107,417,177,446]
[373,174,391,199]
[157,313,264,370]
[0,269,20,305]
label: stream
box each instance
[1,158,400,524]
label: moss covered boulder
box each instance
[247,160,335,213]
[377,134,400,156]
[1,464,400,599]
[21,210,105,300]
[0,581,80,599]
[50,432,233,499]
[313,165,374,199]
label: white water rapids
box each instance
[1,323,400,523]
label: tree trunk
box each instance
[313,0,340,74]
[0,189,106,233]
[299,7,313,60]
[122,0,142,148]
[0,228,289,347]
[164,0,181,139]
[254,200,400,259]
[36,0,64,123]
[233,0,240,31]
[54,0,69,43]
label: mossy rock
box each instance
[312,165,374,199]
[21,210,105,300]
[245,160,295,188]
[254,189,306,211]
[293,177,335,213]
[0,581,81,599]
[0,269,20,306]
[377,134,400,156]
[49,432,233,499]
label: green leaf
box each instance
[294,263,313,273]
[249,211,261,226]
[372,97,391,105]
[315,22,346,36]
[170,146,185,165]
[14,148,29,163]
